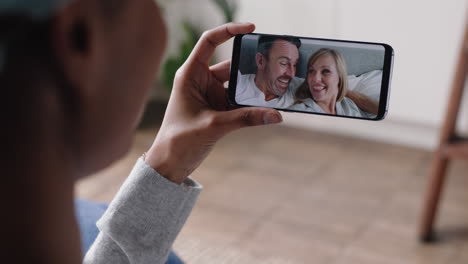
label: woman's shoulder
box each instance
[337,97,367,117]
[341,97,359,107]
[289,98,323,112]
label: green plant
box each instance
[213,0,237,23]
[161,22,200,92]
[161,0,237,92]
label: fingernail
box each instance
[263,112,282,125]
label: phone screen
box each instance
[228,33,394,121]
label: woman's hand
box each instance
[145,23,283,184]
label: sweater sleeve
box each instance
[83,157,202,264]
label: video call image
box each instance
[234,35,386,118]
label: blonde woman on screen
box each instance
[289,48,374,117]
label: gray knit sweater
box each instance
[83,157,202,264]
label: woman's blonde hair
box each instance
[294,48,348,104]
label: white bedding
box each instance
[348,70,382,102]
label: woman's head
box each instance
[0,0,167,175]
[295,48,348,105]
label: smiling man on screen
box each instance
[235,35,304,109]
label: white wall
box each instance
[159,0,224,57]
[235,0,468,149]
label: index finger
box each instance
[189,22,255,65]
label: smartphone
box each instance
[228,33,394,120]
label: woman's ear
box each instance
[70,20,89,54]
[52,0,96,97]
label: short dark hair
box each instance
[257,35,301,59]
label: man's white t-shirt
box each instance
[235,71,304,109]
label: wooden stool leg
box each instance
[419,151,449,242]
[418,22,467,242]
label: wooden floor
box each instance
[75,124,468,264]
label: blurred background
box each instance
[76,0,468,263]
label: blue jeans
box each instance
[75,199,184,264]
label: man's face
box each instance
[259,40,299,97]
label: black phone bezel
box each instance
[228,33,394,121]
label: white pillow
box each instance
[347,70,382,102]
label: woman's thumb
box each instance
[217,107,283,134]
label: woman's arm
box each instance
[84,22,283,264]
[83,158,201,264]
[346,90,379,115]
